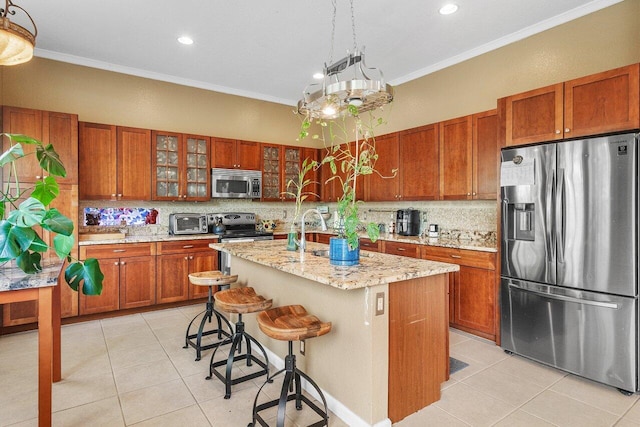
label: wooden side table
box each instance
[0,262,63,427]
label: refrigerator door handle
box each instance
[508,282,619,309]
[556,168,566,263]
[545,169,555,263]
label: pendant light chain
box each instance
[328,0,337,65]
[350,0,358,53]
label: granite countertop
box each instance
[78,233,221,246]
[79,230,497,254]
[0,261,64,292]
[274,230,498,253]
[210,240,460,290]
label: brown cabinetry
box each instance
[79,123,151,200]
[156,239,218,303]
[365,134,400,201]
[439,116,473,200]
[398,124,439,200]
[2,106,78,185]
[212,138,261,170]
[472,110,498,199]
[383,241,420,258]
[422,246,497,340]
[79,243,156,315]
[359,238,380,252]
[152,132,210,201]
[504,64,639,146]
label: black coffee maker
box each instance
[395,209,421,236]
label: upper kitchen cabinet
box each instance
[212,138,261,170]
[398,124,439,201]
[261,144,301,201]
[152,132,210,201]
[564,63,639,138]
[504,63,639,146]
[79,123,151,200]
[365,134,400,201]
[439,115,473,200]
[2,106,78,184]
[472,110,498,200]
[503,83,563,146]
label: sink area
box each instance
[310,249,330,258]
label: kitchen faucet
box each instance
[299,208,328,256]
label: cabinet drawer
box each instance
[383,241,419,258]
[80,243,155,259]
[157,239,218,254]
[316,233,332,245]
[422,246,496,270]
[360,238,380,252]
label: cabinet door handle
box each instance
[120,261,126,265]
[450,254,462,259]
[555,130,561,134]
[182,245,194,249]
[114,262,119,266]
[397,247,406,251]
[565,128,570,133]
[112,249,126,253]
[189,256,194,260]
[184,256,189,260]
[117,194,122,198]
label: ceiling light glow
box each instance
[177,36,194,45]
[439,4,459,15]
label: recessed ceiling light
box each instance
[177,36,194,45]
[313,72,324,80]
[439,4,458,15]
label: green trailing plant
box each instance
[299,105,396,250]
[0,133,104,295]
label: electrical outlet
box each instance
[375,292,385,315]
[300,340,305,355]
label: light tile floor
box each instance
[0,305,639,426]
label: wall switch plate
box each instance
[300,340,305,355]
[375,292,385,316]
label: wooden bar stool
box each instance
[183,271,236,361]
[249,305,332,427]
[206,287,273,399]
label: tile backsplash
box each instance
[79,199,497,241]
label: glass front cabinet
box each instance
[152,131,211,201]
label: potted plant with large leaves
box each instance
[299,106,395,265]
[0,133,104,295]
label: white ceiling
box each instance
[15,0,621,106]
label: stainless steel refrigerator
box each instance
[500,132,640,394]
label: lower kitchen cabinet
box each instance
[79,243,156,315]
[383,241,420,258]
[422,246,497,340]
[156,239,218,303]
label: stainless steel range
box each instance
[208,212,274,273]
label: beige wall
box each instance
[1,0,639,145]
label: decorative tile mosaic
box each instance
[84,207,158,226]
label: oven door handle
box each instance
[508,282,619,309]
[222,238,256,243]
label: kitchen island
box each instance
[210,240,459,426]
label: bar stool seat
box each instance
[250,305,332,427]
[207,287,272,399]
[183,271,236,361]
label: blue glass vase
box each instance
[286,231,298,251]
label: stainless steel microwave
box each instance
[211,168,261,199]
[168,213,208,235]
